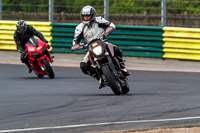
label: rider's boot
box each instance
[90,71,105,89]
[80,62,105,89]
[94,74,105,89]
[25,62,33,73]
[87,67,105,89]
[117,56,131,76]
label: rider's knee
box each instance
[20,56,27,63]
[80,62,90,74]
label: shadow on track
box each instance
[10,76,85,80]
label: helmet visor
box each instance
[83,15,92,21]
[18,27,25,31]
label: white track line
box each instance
[1,116,200,133]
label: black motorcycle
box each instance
[72,39,130,95]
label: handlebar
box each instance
[71,38,109,51]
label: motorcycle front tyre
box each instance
[101,65,122,95]
[41,58,55,79]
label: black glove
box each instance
[43,39,49,49]
[46,43,50,49]
[44,39,48,43]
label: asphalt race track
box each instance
[0,64,200,133]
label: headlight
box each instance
[93,46,102,56]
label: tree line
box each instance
[2,0,200,14]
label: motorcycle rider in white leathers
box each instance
[72,5,131,88]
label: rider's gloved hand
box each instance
[71,44,83,51]
[103,26,114,37]
[44,39,48,44]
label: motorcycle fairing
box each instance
[25,37,52,75]
[27,37,39,47]
[26,38,47,56]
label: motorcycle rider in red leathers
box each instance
[72,6,131,88]
[14,20,49,73]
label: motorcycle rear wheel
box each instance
[41,58,55,79]
[101,65,122,95]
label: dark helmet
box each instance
[16,20,27,33]
[80,6,96,25]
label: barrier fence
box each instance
[163,27,200,60]
[0,20,200,60]
[0,20,52,50]
[51,23,165,58]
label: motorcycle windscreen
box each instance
[27,37,39,47]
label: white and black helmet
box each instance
[16,20,27,33]
[80,6,96,25]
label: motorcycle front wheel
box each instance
[101,65,122,95]
[41,58,55,79]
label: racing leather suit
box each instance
[14,25,48,71]
[14,25,48,53]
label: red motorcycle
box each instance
[25,37,55,79]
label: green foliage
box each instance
[167,0,200,14]
[3,0,48,12]
[109,0,160,14]
[2,0,200,15]
[53,0,103,14]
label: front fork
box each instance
[94,54,124,86]
[106,55,126,86]
[37,55,52,71]
[94,54,118,77]
[37,56,46,71]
